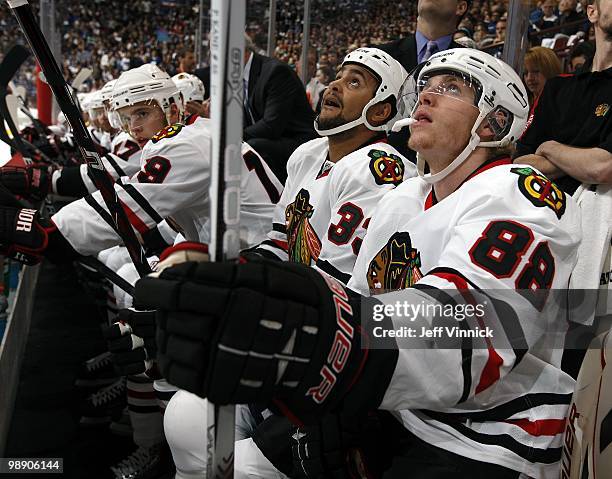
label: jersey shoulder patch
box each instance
[510,166,567,219]
[151,123,184,144]
[367,148,405,186]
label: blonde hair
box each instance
[524,47,562,80]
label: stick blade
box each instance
[0,44,30,88]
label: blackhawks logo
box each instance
[151,123,183,143]
[285,189,322,265]
[511,167,566,219]
[367,232,423,293]
[368,149,405,186]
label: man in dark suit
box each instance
[379,0,471,73]
[243,39,317,183]
[378,0,471,158]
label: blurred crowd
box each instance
[0,0,597,105]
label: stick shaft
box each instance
[208,0,246,477]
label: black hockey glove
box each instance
[290,412,394,479]
[135,257,398,424]
[103,308,159,377]
[0,166,51,201]
[0,206,79,265]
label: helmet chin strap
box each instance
[314,115,365,136]
[314,98,386,136]
[416,107,505,184]
[417,132,482,184]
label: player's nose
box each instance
[419,90,435,106]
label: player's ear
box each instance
[476,117,496,142]
[366,101,393,127]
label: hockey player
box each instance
[253,47,414,284]
[172,72,207,117]
[136,49,582,478]
[157,47,415,479]
[0,78,142,203]
[0,63,280,262]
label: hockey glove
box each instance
[0,206,79,265]
[103,242,211,376]
[104,308,159,377]
[134,258,398,424]
[0,166,51,201]
[290,412,395,479]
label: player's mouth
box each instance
[412,109,432,126]
[322,94,342,110]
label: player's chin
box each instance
[407,130,432,151]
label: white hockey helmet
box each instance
[409,48,529,184]
[77,92,90,111]
[87,90,104,111]
[100,79,117,105]
[110,64,184,128]
[172,72,205,103]
[314,47,408,136]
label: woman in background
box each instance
[523,46,562,106]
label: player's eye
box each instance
[347,78,360,88]
[445,82,461,95]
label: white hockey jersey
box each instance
[256,136,415,284]
[348,159,582,478]
[53,116,282,256]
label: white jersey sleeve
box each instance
[78,152,139,194]
[52,121,210,255]
[314,143,416,285]
[239,143,283,247]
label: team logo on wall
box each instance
[511,167,566,219]
[595,103,610,117]
[368,149,405,186]
[151,123,183,143]
[367,232,423,293]
[285,188,322,265]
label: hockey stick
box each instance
[71,67,92,91]
[6,0,151,278]
[0,44,30,154]
[0,48,57,167]
[77,256,136,297]
[207,0,245,477]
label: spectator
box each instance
[559,0,588,35]
[568,39,595,71]
[494,18,507,43]
[296,48,325,111]
[242,34,317,183]
[514,0,612,194]
[537,0,561,35]
[523,46,562,105]
[312,64,335,113]
[174,47,210,100]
